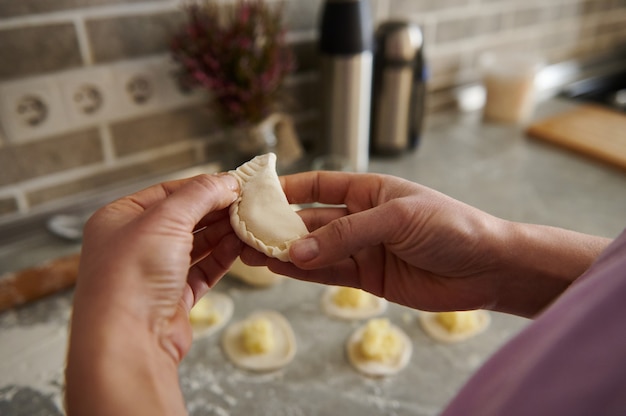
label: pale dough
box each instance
[228,257,285,287]
[419,310,491,343]
[222,310,296,372]
[346,318,412,377]
[321,286,388,320]
[189,291,234,339]
[229,153,309,261]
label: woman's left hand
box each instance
[66,173,241,416]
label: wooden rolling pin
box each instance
[0,252,80,312]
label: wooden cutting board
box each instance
[526,104,626,170]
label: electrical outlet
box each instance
[0,77,68,143]
[149,56,207,109]
[0,57,211,144]
[109,59,164,120]
[57,67,117,128]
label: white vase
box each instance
[232,113,303,171]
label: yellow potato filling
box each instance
[359,318,402,362]
[189,297,221,326]
[333,287,368,308]
[435,311,481,334]
[242,317,275,354]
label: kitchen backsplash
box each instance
[0,0,624,222]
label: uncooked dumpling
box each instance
[228,257,285,287]
[189,291,234,339]
[222,310,296,372]
[229,153,309,262]
[346,318,412,377]
[321,286,388,320]
[419,310,490,343]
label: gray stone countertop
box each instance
[1,98,625,415]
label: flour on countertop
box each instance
[0,323,68,413]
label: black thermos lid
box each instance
[319,0,373,55]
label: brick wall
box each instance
[0,0,624,222]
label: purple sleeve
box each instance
[442,228,626,416]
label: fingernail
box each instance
[217,173,239,191]
[291,237,319,262]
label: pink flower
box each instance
[170,0,294,126]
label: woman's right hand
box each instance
[241,171,610,318]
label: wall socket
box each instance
[57,67,117,128]
[150,57,207,109]
[110,58,164,120]
[0,77,69,143]
[0,55,207,143]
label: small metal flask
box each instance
[319,0,373,172]
[370,21,426,156]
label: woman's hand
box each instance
[241,171,610,318]
[66,173,241,416]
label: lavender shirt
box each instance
[442,228,626,416]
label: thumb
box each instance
[289,205,395,268]
[154,173,240,229]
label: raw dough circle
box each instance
[190,291,234,339]
[346,320,412,377]
[321,286,388,320]
[419,310,491,343]
[222,310,296,372]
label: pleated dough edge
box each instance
[228,153,298,262]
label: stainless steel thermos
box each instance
[319,0,373,172]
[370,21,426,155]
